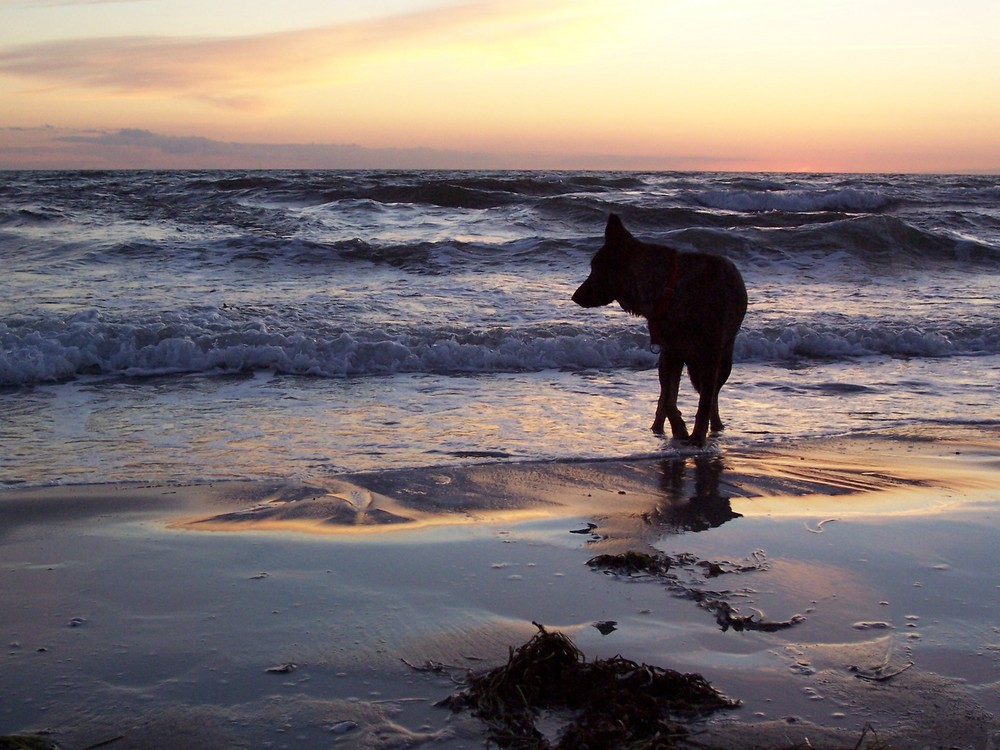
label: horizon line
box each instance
[1,126,998,176]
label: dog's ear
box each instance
[605,214,631,246]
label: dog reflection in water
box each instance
[650,455,742,533]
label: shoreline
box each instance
[3,426,999,749]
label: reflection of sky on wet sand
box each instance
[176,429,999,539]
[171,430,1000,723]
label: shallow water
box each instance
[2,356,997,486]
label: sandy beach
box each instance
[3,425,999,749]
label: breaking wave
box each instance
[3,309,997,387]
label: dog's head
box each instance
[571,214,633,308]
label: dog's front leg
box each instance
[652,352,687,439]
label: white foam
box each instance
[4,308,998,387]
[691,187,892,214]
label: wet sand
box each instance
[2,425,999,749]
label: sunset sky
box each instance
[1,0,998,172]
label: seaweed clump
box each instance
[443,623,737,749]
[587,551,806,633]
[585,550,670,575]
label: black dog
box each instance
[573,215,747,445]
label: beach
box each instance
[3,424,999,749]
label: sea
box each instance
[1,170,998,488]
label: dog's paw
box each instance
[652,417,689,441]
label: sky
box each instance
[1,0,998,172]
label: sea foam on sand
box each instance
[2,427,999,749]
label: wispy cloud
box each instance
[60,128,241,155]
[0,0,603,109]
[0,0,142,6]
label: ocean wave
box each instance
[361,182,524,210]
[669,215,1000,269]
[62,210,994,276]
[686,187,895,214]
[3,310,996,387]
[777,215,1000,266]
[737,322,999,360]
[0,206,68,227]
[0,313,651,386]
[189,171,645,211]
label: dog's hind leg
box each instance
[688,358,722,446]
[710,400,724,433]
[710,347,734,433]
[652,351,687,439]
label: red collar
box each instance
[647,256,679,345]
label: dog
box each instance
[572,214,747,446]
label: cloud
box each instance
[60,128,240,155]
[0,0,605,108]
[0,0,142,6]
[50,127,532,168]
[0,125,743,170]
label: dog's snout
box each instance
[572,275,613,308]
